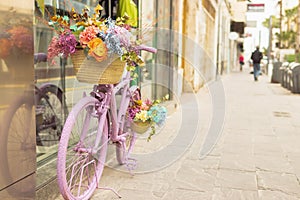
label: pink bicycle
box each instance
[57,46,156,200]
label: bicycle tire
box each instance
[36,84,64,146]
[57,96,108,200]
[1,95,36,197]
[116,87,140,165]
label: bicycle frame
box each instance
[87,46,157,156]
[79,70,135,155]
[111,71,132,142]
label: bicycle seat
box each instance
[34,53,47,64]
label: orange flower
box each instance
[79,26,99,47]
[87,38,108,62]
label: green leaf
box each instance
[70,24,77,31]
[63,15,69,22]
[78,26,85,31]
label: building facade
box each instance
[0,0,235,198]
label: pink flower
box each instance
[140,99,152,110]
[122,24,131,31]
[79,26,99,47]
[58,32,77,57]
[110,26,131,48]
[47,37,61,63]
[47,31,77,64]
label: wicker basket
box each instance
[131,121,151,134]
[71,48,125,84]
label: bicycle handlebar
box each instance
[136,45,157,54]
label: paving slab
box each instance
[216,169,257,190]
[213,187,259,200]
[257,171,300,197]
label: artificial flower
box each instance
[111,25,131,48]
[148,105,167,125]
[94,4,103,14]
[47,31,77,64]
[87,38,108,62]
[47,8,150,72]
[79,26,99,47]
[47,37,61,63]
[135,110,150,122]
[140,99,152,110]
[127,98,167,141]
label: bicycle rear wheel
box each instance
[36,84,64,146]
[57,96,108,200]
[116,87,140,165]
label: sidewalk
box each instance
[56,68,300,200]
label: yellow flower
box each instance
[94,4,103,13]
[98,24,108,32]
[87,38,108,62]
[135,100,142,106]
[76,21,88,27]
[135,110,150,122]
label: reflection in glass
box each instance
[0,1,35,198]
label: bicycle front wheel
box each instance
[57,96,108,200]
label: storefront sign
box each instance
[247,3,265,12]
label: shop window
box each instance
[34,0,141,192]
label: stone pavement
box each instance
[56,68,300,200]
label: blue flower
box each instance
[148,105,167,125]
[104,33,123,56]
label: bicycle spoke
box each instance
[57,97,108,200]
[36,87,63,147]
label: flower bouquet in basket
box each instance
[127,98,167,141]
[0,18,34,78]
[46,4,148,84]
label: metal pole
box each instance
[296,0,300,62]
[279,0,282,48]
[216,1,222,79]
[108,0,111,17]
[259,29,261,48]
[153,0,158,99]
[267,16,272,75]
[168,0,173,99]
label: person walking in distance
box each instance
[251,46,263,81]
[239,53,244,71]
